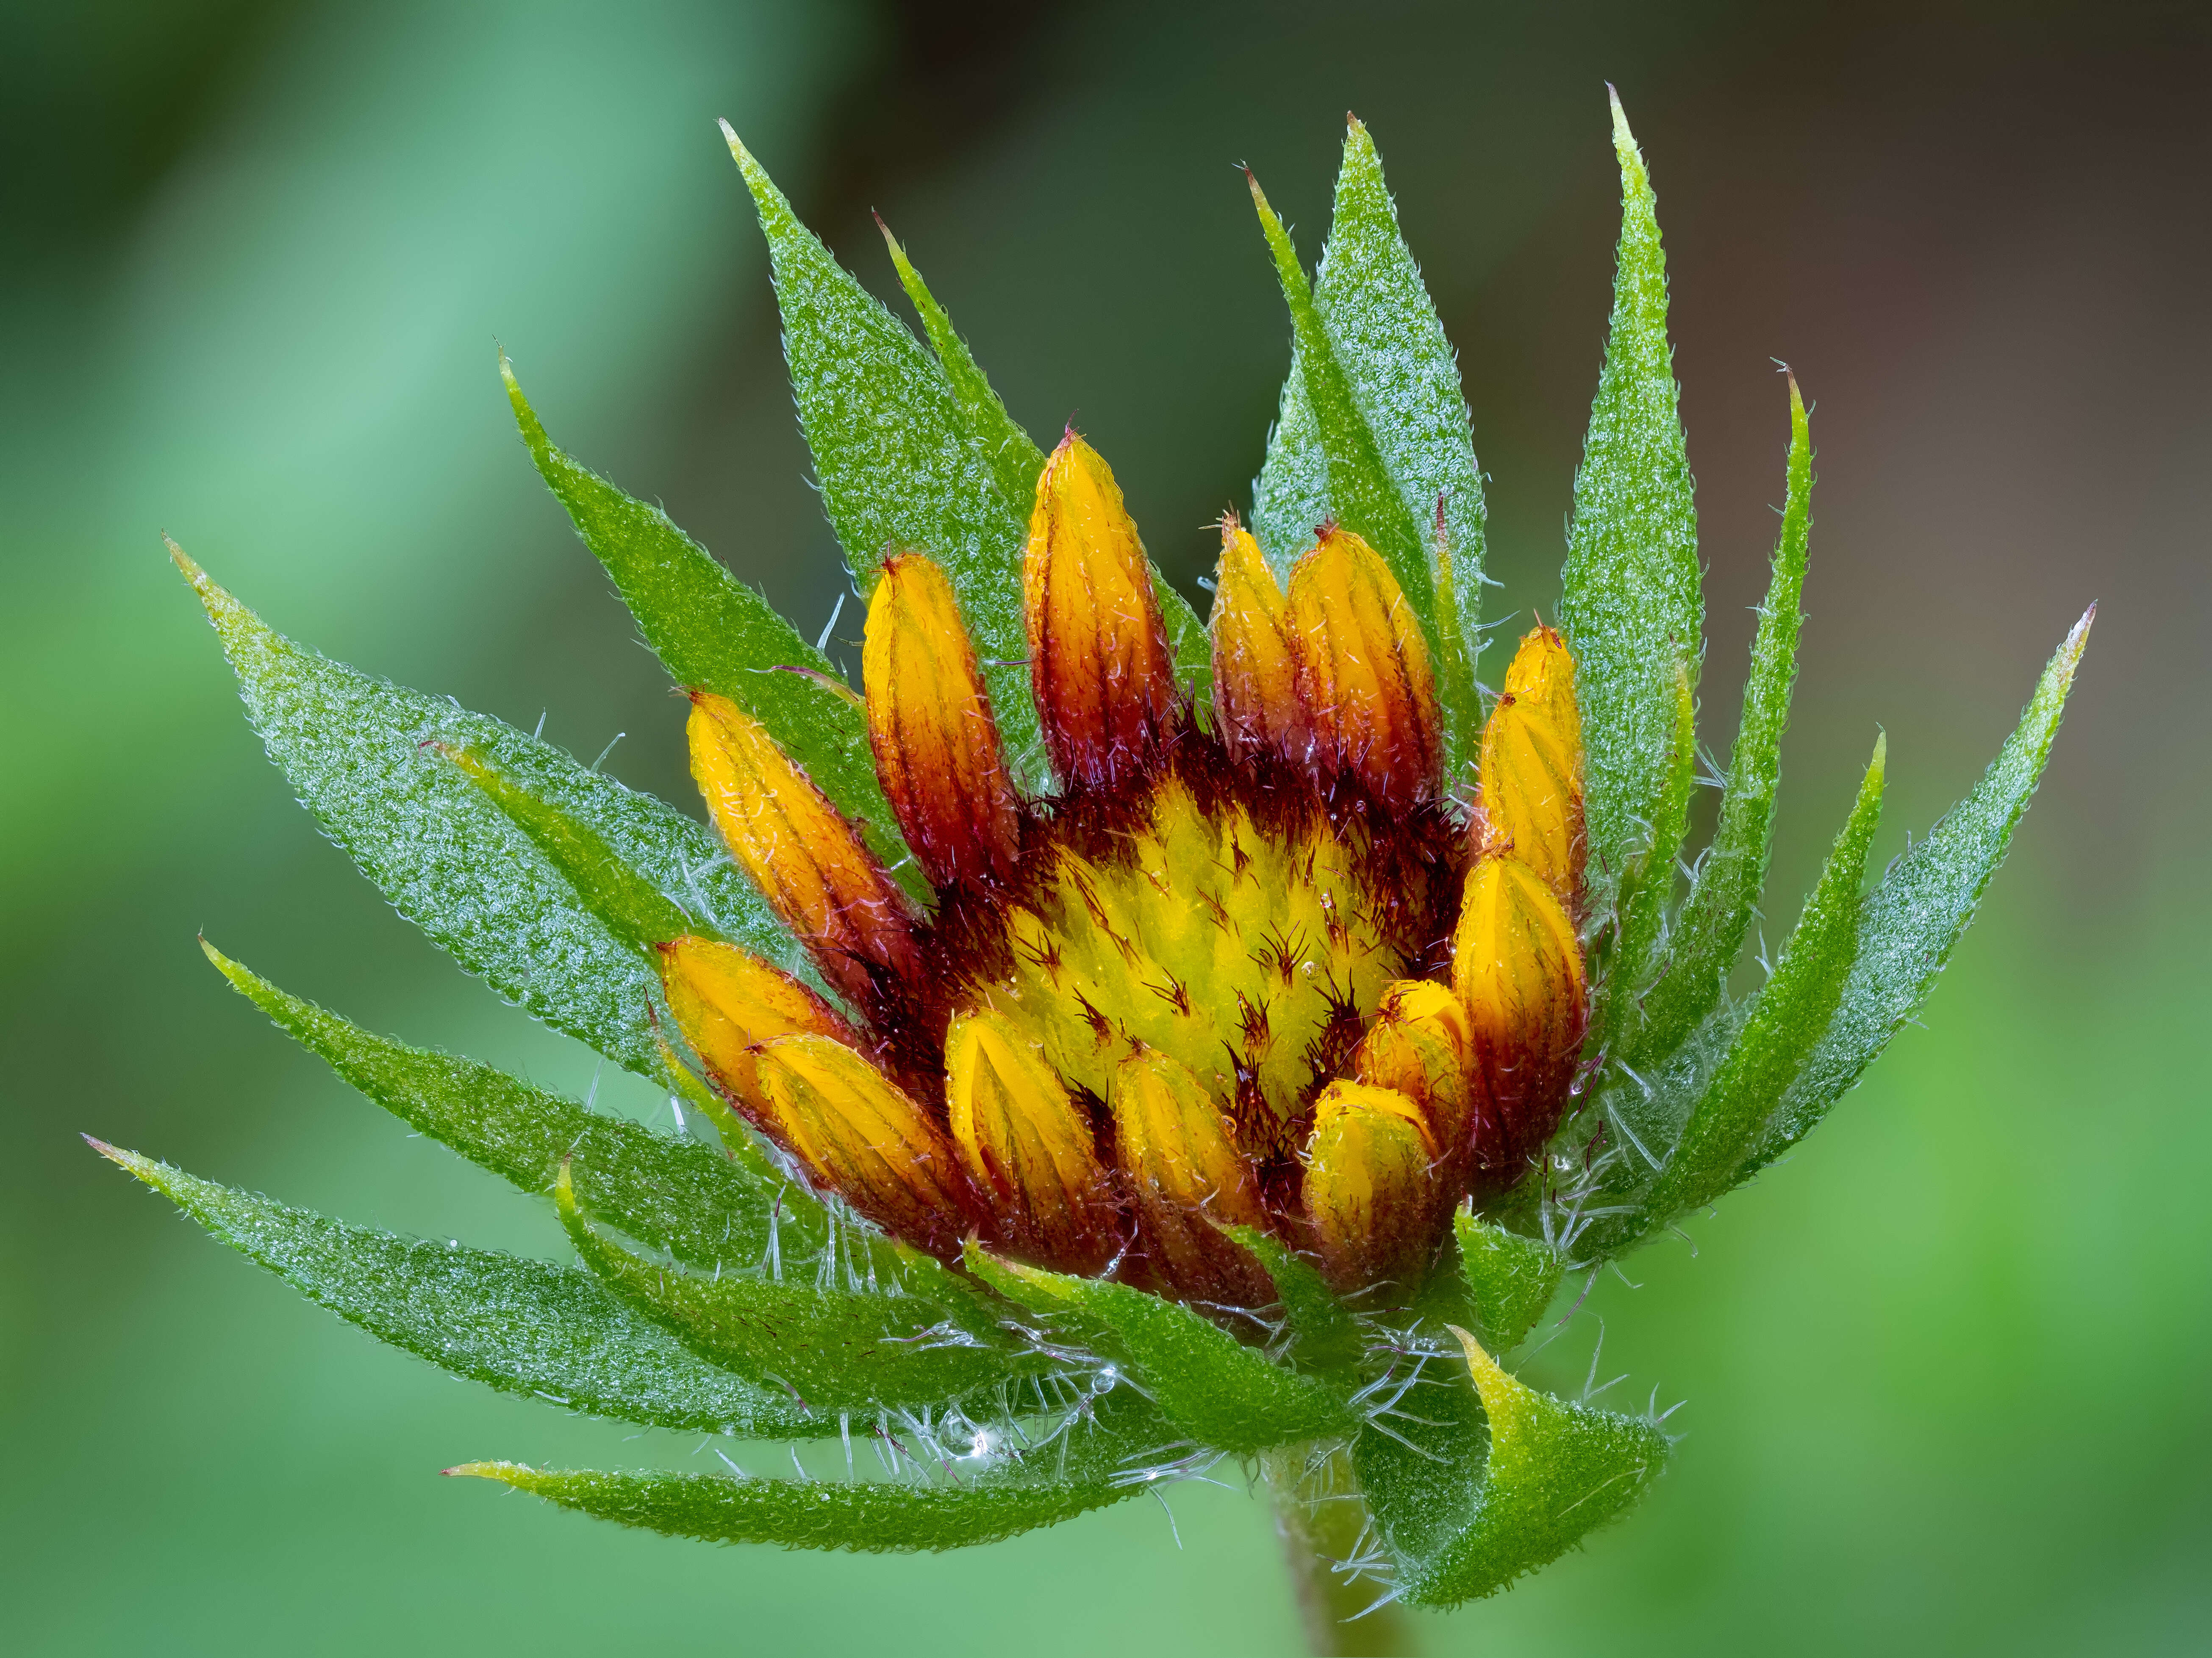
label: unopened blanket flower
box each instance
[97,92,2089,1652]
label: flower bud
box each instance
[1024,431,1179,793]
[863,553,1023,893]
[1354,979,1475,1192]
[1302,1081,1438,1295]
[1286,525,1441,813]
[655,936,857,1121]
[1108,1048,1270,1305]
[1478,625,1584,902]
[1209,515,1307,768]
[688,691,920,1010]
[1453,853,1588,1194]
[753,1033,980,1257]
[944,1010,1121,1274]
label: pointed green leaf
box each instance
[1635,734,1887,1228]
[502,360,912,878]
[448,1391,1170,1550]
[1632,375,1815,1061]
[1221,1224,1364,1375]
[1252,119,1487,774]
[1749,610,2093,1169]
[724,128,1045,789]
[439,743,699,950]
[174,544,785,1079]
[563,1170,1034,1413]
[202,941,824,1271]
[91,1141,819,1436]
[1383,1328,1669,1606]
[966,1248,1351,1453]
[1351,1343,1488,1587]
[877,221,1046,522]
[1249,170,1428,592]
[878,223,1214,714]
[1598,654,1697,1053]
[1454,1212,1564,1354]
[1557,91,1703,923]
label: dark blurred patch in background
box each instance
[3,3,2206,1652]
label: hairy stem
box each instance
[1261,1442,1415,1657]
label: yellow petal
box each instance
[863,552,1023,893]
[1023,431,1178,792]
[1286,525,1441,813]
[1354,980,1474,1187]
[1302,1080,1438,1294]
[1478,625,1584,902]
[1453,854,1588,1195]
[655,934,855,1113]
[945,1009,1120,1274]
[688,691,919,1009]
[1209,514,1307,768]
[1109,1047,1269,1304]
[753,1033,977,1256]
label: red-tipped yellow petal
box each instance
[656,935,857,1123]
[753,1033,979,1256]
[688,691,919,1009]
[1210,514,1307,768]
[1286,526,1441,813]
[1479,625,1584,902]
[1024,431,1178,792]
[863,553,1022,893]
[1452,854,1588,1195]
[1302,1081,1438,1295]
[1108,1048,1270,1304]
[945,1010,1120,1273]
[1354,980,1475,1191]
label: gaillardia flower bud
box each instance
[129,99,2088,1644]
[686,690,920,1010]
[1303,1080,1438,1295]
[862,552,1022,892]
[1287,525,1441,814]
[1024,431,1180,793]
[1479,624,1585,902]
[654,934,856,1114]
[753,1032,981,1258]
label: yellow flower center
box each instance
[949,769,1451,1164]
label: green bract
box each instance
[104,94,2087,1640]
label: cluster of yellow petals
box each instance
[661,428,1589,1306]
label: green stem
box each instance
[1261,1443,1417,1657]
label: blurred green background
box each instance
[4,1,2206,1651]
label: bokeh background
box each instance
[4,1,2207,1652]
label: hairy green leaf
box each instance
[1454,1212,1564,1354]
[1252,118,1486,774]
[502,359,910,878]
[1379,1328,1669,1606]
[966,1248,1351,1453]
[1638,733,1887,1227]
[563,1170,1033,1413]
[1352,1343,1488,1591]
[1221,1224,1364,1375]
[201,940,822,1270]
[91,1141,819,1436]
[1557,91,1703,923]
[724,127,1045,789]
[1599,655,1697,1053]
[874,219,1044,529]
[1749,610,2093,1169]
[174,544,785,1079]
[439,742,698,951]
[448,1391,1170,1551]
[1632,375,1814,1061]
[878,221,1214,715]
